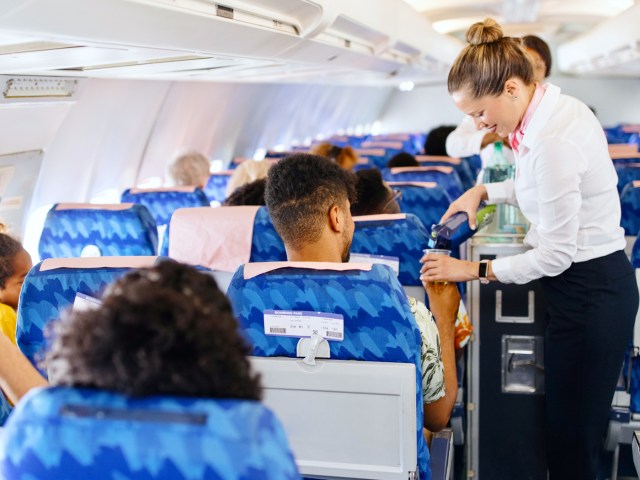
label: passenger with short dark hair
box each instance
[351,168,400,216]
[224,178,267,206]
[387,152,419,168]
[266,153,459,433]
[424,126,457,156]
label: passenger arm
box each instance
[422,282,459,432]
[0,332,48,404]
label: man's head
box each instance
[351,168,401,216]
[265,153,357,263]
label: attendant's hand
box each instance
[420,254,477,283]
[439,185,488,229]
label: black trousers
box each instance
[540,250,638,480]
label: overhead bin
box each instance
[557,2,640,76]
[0,0,464,84]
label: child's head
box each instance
[0,234,32,310]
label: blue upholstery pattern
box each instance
[0,391,12,427]
[615,163,640,193]
[249,207,287,262]
[382,168,465,201]
[463,155,482,180]
[0,387,299,480]
[38,204,158,259]
[632,236,640,269]
[621,182,640,236]
[351,213,430,286]
[204,172,233,203]
[17,261,142,372]
[227,263,430,479]
[417,158,475,191]
[121,188,210,227]
[395,184,452,231]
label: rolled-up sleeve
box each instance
[446,116,487,158]
[492,138,587,284]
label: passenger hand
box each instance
[420,253,477,283]
[439,184,488,229]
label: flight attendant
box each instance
[421,18,638,479]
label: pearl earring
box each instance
[513,96,518,101]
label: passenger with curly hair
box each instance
[46,260,261,400]
[0,260,262,406]
[224,178,266,206]
[350,168,401,216]
[266,153,459,434]
[0,232,32,345]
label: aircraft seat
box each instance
[226,261,432,479]
[120,186,210,227]
[16,256,162,374]
[614,162,640,194]
[388,182,452,232]
[416,155,476,191]
[350,213,429,302]
[620,181,640,256]
[168,206,286,291]
[38,203,158,259]
[382,166,465,201]
[0,386,299,480]
[204,171,233,203]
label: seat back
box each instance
[0,387,299,480]
[351,213,430,287]
[204,171,233,202]
[169,206,286,273]
[16,257,160,372]
[121,187,210,227]
[615,163,640,193]
[621,181,640,238]
[251,356,417,479]
[389,182,451,232]
[227,262,430,479]
[416,155,476,191]
[38,203,158,259]
[382,166,465,201]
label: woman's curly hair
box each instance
[45,260,261,400]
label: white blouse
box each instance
[484,84,626,285]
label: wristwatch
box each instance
[478,260,490,284]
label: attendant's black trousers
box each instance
[540,250,638,480]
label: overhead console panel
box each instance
[0,0,464,84]
[557,3,640,77]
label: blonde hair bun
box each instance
[466,18,503,46]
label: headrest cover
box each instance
[416,155,461,164]
[40,256,159,272]
[128,186,198,194]
[55,203,135,211]
[353,213,407,222]
[243,261,373,280]
[387,181,438,189]
[390,166,453,174]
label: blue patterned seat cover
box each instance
[463,155,482,179]
[121,188,210,227]
[621,182,640,237]
[382,167,465,201]
[227,263,430,479]
[38,204,158,259]
[417,158,475,191]
[0,387,299,480]
[393,184,452,233]
[615,163,640,193]
[16,258,161,373]
[351,213,430,286]
[250,207,287,262]
[204,172,233,202]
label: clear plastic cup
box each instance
[422,248,451,286]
